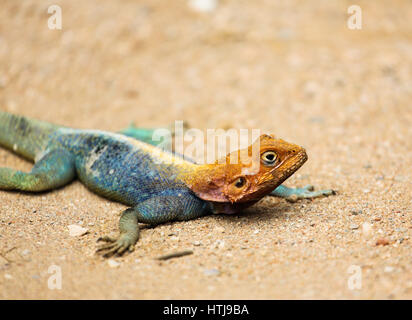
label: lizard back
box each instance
[50,128,196,206]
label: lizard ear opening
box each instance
[189,177,230,202]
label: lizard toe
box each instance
[97,236,117,243]
[96,234,135,258]
[321,189,336,196]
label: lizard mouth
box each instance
[276,149,308,183]
[240,149,308,203]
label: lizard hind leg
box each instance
[0,149,75,192]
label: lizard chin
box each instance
[208,200,260,214]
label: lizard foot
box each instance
[285,185,336,203]
[96,234,135,258]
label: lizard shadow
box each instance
[213,197,303,226]
[140,198,304,232]
[139,198,300,232]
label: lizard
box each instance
[0,111,335,257]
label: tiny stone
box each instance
[350,224,359,230]
[216,226,225,233]
[351,209,362,215]
[4,274,13,280]
[188,0,218,13]
[203,268,220,276]
[384,266,394,273]
[374,217,382,222]
[394,175,406,182]
[68,224,89,237]
[193,241,201,246]
[215,240,225,249]
[253,229,260,234]
[21,249,31,256]
[107,259,121,268]
[376,238,390,246]
[362,222,372,236]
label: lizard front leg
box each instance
[96,207,140,257]
[269,184,335,202]
[96,193,208,257]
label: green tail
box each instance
[0,110,60,161]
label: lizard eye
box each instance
[234,177,246,188]
[261,151,277,165]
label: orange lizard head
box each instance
[186,134,308,213]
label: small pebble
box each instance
[193,241,202,246]
[4,274,13,280]
[107,259,121,268]
[216,226,225,233]
[203,268,220,276]
[362,222,372,236]
[215,240,225,249]
[384,266,394,273]
[394,175,406,182]
[21,249,31,256]
[188,0,218,13]
[351,209,362,215]
[376,238,390,246]
[68,224,88,237]
[350,224,359,230]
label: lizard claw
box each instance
[96,234,135,258]
[303,184,315,192]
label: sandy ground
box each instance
[0,0,411,299]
